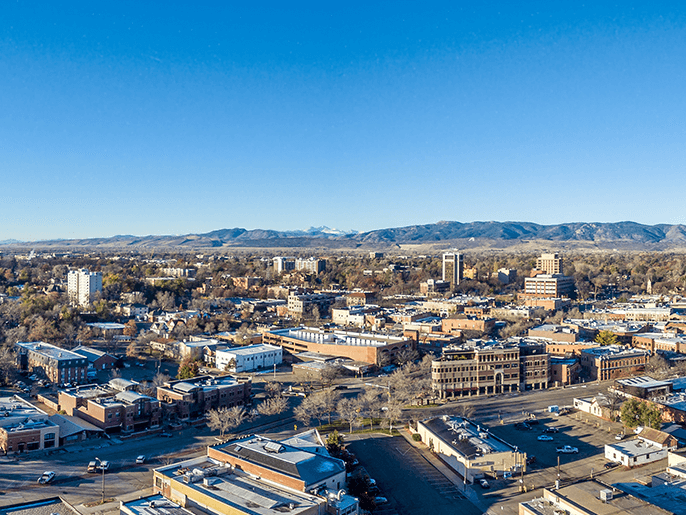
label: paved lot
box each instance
[347,435,481,515]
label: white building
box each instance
[605,428,677,467]
[215,344,282,373]
[67,268,102,306]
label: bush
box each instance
[412,433,421,442]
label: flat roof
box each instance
[121,495,193,515]
[606,439,662,457]
[270,327,406,347]
[217,344,281,356]
[420,416,517,458]
[155,456,325,515]
[212,435,345,486]
[16,342,86,362]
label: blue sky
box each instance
[2,2,686,240]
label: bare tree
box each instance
[454,402,475,420]
[320,365,341,386]
[645,354,670,379]
[360,388,384,430]
[337,398,362,434]
[382,401,403,433]
[264,381,282,398]
[0,345,16,385]
[207,406,246,438]
[257,396,289,416]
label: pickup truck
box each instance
[556,445,579,454]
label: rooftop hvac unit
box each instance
[600,489,613,501]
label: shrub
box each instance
[412,433,421,442]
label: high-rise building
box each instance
[536,253,562,275]
[273,257,295,273]
[67,269,102,306]
[295,257,326,274]
[442,253,464,290]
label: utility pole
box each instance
[96,457,105,504]
[273,363,276,379]
[556,455,560,490]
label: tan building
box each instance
[432,342,521,398]
[519,342,550,391]
[416,416,525,483]
[442,316,495,334]
[264,327,414,366]
[544,341,600,357]
[580,345,648,381]
[522,274,575,298]
[535,252,562,275]
[550,357,581,385]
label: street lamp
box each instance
[95,457,105,504]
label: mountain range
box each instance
[4,221,686,251]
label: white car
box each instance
[136,455,146,464]
[374,497,388,505]
[537,435,554,441]
[38,471,55,484]
[556,445,579,454]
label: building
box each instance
[523,274,575,298]
[442,316,495,334]
[264,327,414,366]
[580,345,649,381]
[416,416,525,484]
[633,332,686,354]
[161,268,196,278]
[287,293,337,319]
[493,268,517,284]
[0,396,60,453]
[58,380,161,433]
[72,345,117,372]
[528,324,578,342]
[215,344,282,373]
[573,394,618,420]
[67,268,102,306]
[431,342,521,398]
[442,253,464,290]
[536,252,562,275]
[176,338,223,361]
[605,428,677,467]
[520,481,671,515]
[344,291,376,306]
[156,375,252,421]
[16,341,88,385]
[550,356,581,385]
[151,433,356,515]
[273,257,296,273]
[420,279,451,295]
[295,257,326,274]
[518,341,550,391]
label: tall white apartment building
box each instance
[67,269,103,306]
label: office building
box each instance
[442,253,464,290]
[536,253,563,275]
[16,341,88,385]
[67,268,102,306]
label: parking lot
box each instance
[347,435,481,515]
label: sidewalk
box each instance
[398,429,489,513]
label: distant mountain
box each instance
[5,221,686,251]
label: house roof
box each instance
[638,427,676,447]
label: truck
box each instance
[556,445,579,454]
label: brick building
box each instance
[156,375,252,421]
[0,396,60,453]
[580,345,649,381]
[16,341,88,385]
[264,327,414,366]
[58,381,161,433]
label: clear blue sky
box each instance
[2,2,686,240]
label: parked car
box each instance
[159,432,173,438]
[374,497,388,505]
[98,460,111,471]
[136,455,146,464]
[87,461,98,473]
[38,471,55,484]
[527,418,539,425]
[479,479,490,489]
[514,423,532,430]
[526,455,537,465]
[615,433,624,440]
[537,435,554,441]
[604,461,620,469]
[556,446,579,454]
[544,427,559,433]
